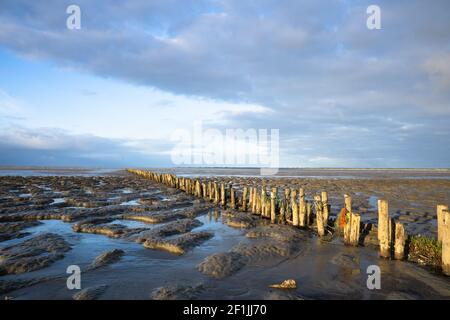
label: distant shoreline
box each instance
[1,166,450,172]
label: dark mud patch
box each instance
[0,221,41,242]
[246,224,308,242]
[73,284,109,300]
[72,217,147,240]
[136,218,203,243]
[198,240,302,279]
[0,277,54,295]
[222,211,261,229]
[125,204,212,224]
[151,283,205,300]
[0,233,71,275]
[90,249,124,269]
[143,231,213,255]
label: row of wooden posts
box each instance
[127,169,450,276]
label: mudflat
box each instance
[0,168,449,299]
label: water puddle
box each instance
[120,199,140,206]
[108,219,152,229]
[50,198,65,205]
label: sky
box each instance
[0,0,449,168]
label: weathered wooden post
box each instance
[264,197,271,218]
[306,202,312,227]
[251,187,256,214]
[221,182,226,207]
[378,199,391,258]
[202,182,207,198]
[344,194,352,213]
[437,204,449,242]
[284,188,291,220]
[230,186,236,209]
[394,222,406,260]
[291,190,299,227]
[343,194,352,244]
[442,210,450,276]
[208,182,213,201]
[270,187,277,223]
[249,187,254,212]
[299,188,306,227]
[242,185,248,211]
[321,191,329,226]
[256,190,261,215]
[349,213,360,246]
[214,182,219,204]
[195,180,201,198]
[261,185,267,216]
[314,195,325,237]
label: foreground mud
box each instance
[0,170,449,299]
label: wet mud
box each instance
[0,169,449,299]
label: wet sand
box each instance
[0,168,449,299]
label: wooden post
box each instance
[252,186,258,214]
[208,182,213,201]
[214,182,219,204]
[291,190,299,227]
[284,188,291,220]
[437,204,449,242]
[270,187,277,224]
[349,213,360,246]
[394,222,406,260]
[256,190,261,215]
[242,186,248,211]
[314,195,325,237]
[321,191,329,226]
[378,199,390,258]
[248,187,252,210]
[265,198,271,218]
[306,202,311,227]
[195,180,201,197]
[299,188,306,227]
[230,186,235,209]
[261,185,267,216]
[343,194,352,244]
[344,194,352,213]
[442,210,450,276]
[221,182,226,207]
[202,182,207,199]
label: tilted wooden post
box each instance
[437,204,449,242]
[442,210,450,276]
[321,191,329,226]
[394,222,406,260]
[270,187,277,223]
[378,199,391,258]
[314,195,325,237]
[291,190,299,227]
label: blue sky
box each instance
[0,0,449,168]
